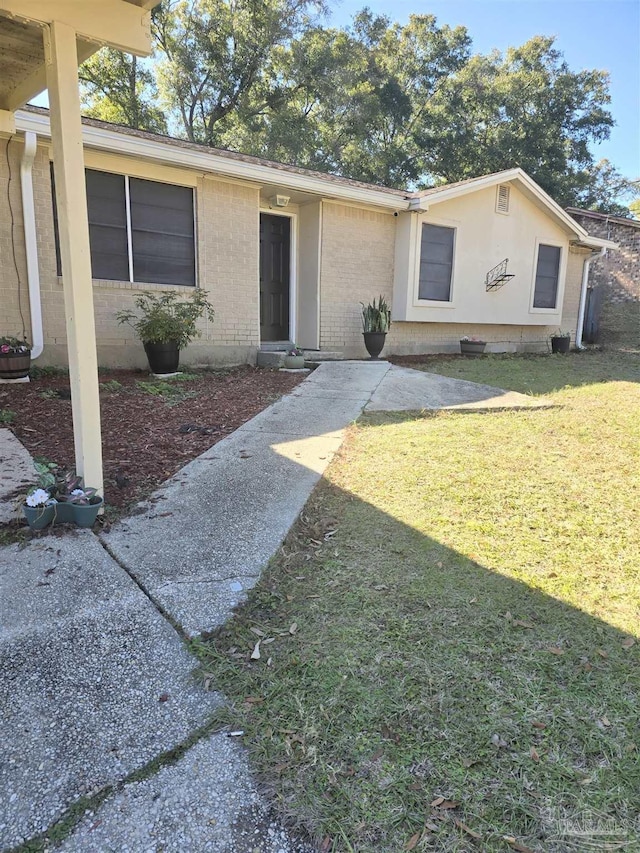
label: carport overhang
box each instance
[0,0,160,498]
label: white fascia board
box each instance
[16,110,409,211]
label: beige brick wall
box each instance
[1,141,261,367]
[0,138,31,341]
[319,202,396,354]
[318,200,586,357]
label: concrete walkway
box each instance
[0,428,37,524]
[0,361,539,852]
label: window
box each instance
[52,168,196,286]
[496,184,510,214]
[533,244,561,308]
[418,223,455,301]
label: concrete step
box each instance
[257,350,286,368]
[302,350,346,362]
[259,341,293,352]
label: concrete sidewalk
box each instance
[1,360,541,852]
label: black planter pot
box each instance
[363,331,387,360]
[0,352,31,380]
[144,341,180,374]
[551,336,571,354]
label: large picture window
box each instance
[53,168,196,287]
[418,223,455,301]
[533,244,561,309]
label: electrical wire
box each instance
[5,136,27,342]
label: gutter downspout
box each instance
[575,246,606,350]
[20,131,43,359]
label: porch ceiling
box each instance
[0,1,159,112]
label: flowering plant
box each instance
[460,336,485,343]
[25,488,54,508]
[55,472,99,505]
[0,336,31,354]
[287,345,304,356]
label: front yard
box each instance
[198,350,640,852]
[0,365,304,523]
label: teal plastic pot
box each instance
[54,502,75,524]
[72,498,104,528]
[23,503,55,530]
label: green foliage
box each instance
[0,409,16,425]
[99,380,123,393]
[34,459,59,490]
[135,378,198,404]
[39,389,59,400]
[80,48,167,133]
[361,295,391,333]
[116,289,215,349]
[0,336,31,352]
[30,365,68,379]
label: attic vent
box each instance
[496,184,510,214]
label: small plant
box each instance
[551,330,571,339]
[135,378,197,405]
[54,471,99,506]
[39,389,59,400]
[0,336,31,354]
[361,296,391,333]
[99,380,123,393]
[25,487,53,508]
[0,409,16,425]
[460,335,486,343]
[287,345,304,356]
[116,290,215,348]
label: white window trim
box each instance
[529,237,566,314]
[259,208,298,344]
[413,217,458,308]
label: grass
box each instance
[0,408,16,425]
[197,350,640,852]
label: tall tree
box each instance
[79,49,167,133]
[152,0,325,145]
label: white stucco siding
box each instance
[394,183,571,326]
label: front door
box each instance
[260,213,290,341]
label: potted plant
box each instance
[283,345,305,369]
[460,336,487,356]
[116,290,215,375]
[0,336,31,380]
[22,487,57,530]
[361,295,391,359]
[550,331,571,354]
[54,472,103,527]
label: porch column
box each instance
[44,21,104,496]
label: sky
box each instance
[31,0,639,179]
[328,0,640,179]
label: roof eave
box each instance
[15,109,410,211]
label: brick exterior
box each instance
[319,200,586,357]
[0,133,592,366]
[566,210,639,348]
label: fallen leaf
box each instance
[504,611,513,622]
[596,648,608,658]
[469,597,478,604]
[250,640,261,660]
[244,696,264,704]
[547,647,564,655]
[491,733,508,748]
[437,800,458,810]
[600,715,611,727]
[262,637,275,644]
[430,796,445,807]
[320,837,332,853]
[404,832,421,850]
[503,837,536,853]
[531,721,546,730]
[250,627,265,637]
[514,619,535,629]
[530,746,540,762]
[462,756,480,767]
[622,637,635,649]
[455,818,481,839]
[289,622,298,635]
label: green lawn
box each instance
[197,350,640,852]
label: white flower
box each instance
[26,488,50,507]
[71,488,85,496]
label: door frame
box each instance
[259,208,297,343]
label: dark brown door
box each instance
[260,213,290,341]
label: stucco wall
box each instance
[318,196,585,357]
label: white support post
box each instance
[44,21,104,496]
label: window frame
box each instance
[529,238,564,313]
[52,166,198,288]
[414,219,457,307]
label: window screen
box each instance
[418,223,455,301]
[86,170,129,281]
[533,244,561,308]
[129,178,195,286]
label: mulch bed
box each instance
[1,366,305,517]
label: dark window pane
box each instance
[85,170,129,281]
[418,223,454,301]
[533,244,561,308]
[129,178,195,286]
